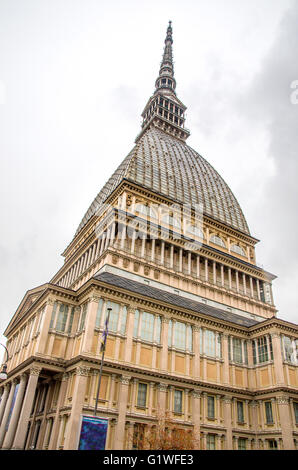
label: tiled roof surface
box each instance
[94,271,258,328]
[76,127,249,235]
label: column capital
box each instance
[191,389,201,399]
[161,316,170,324]
[157,382,168,392]
[75,366,90,377]
[120,375,131,385]
[223,396,232,404]
[29,366,42,376]
[88,295,101,303]
[193,325,200,332]
[276,395,289,405]
[248,400,258,408]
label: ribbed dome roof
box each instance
[76,126,250,235]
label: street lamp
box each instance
[0,343,8,381]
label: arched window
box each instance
[210,235,226,248]
[231,244,246,256]
[186,225,204,239]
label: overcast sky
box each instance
[0,0,297,350]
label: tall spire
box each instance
[136,21,190,143]
[155,20,176,94]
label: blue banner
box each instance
[78,415,108,450]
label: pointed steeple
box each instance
[155,20,176,95]
[136,21,190,143]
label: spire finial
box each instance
[135,21,190,143]
[156,21,175,89]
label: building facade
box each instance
[0,22,297,451]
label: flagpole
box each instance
[94,307,112,416]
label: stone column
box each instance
[35,300,55,354]
[223,396,233,449]
[108,374,117,410]
[187,252,192,275]
[0,380,16,447]
[196,255,200,278]
[48,373,69,450]
[157,383,168,417]
[12,366,42,449]
[81,296,99,353]
[221,265,225,287]
[2,374,28,449]
[192,390,201,449]
[160,316,169,372]
[213,261,217,285]
[242,274,247,296]
[170,245,174,269]
[185,390,190,420]
[271,332,285,385]
[202,431,207,450]
[228,268,232,290]
[148,382,155,415]
[63,366,90,450]
[0,384,9,425]
[222,334,230,385]
[161,241,165,266]
[114,375,131,449]
[151,239,156,262]
[256,279,261,301]
[124,306,136,363]
[193,326,200,378]
[179,248,183,272]
[276,395,295,450]
[205,259,208,282]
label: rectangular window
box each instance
[78,304,87,332]
[67,307,75,334]
[294,402,298,424]
[56,304,69,332]
[232,338,243,363]
[120,306,127,335]
[174,390,183,413]
[282,335,297,364]
[265,401,274,424]
[49,302,58,329]
[137,383,147,408]
[207,396,215,419]
[133,309,140,337]
[252,340,257,364]
[141,312,154,342]
[244,341,248,364]
[237,401,244,423]
[206,434,215,450]
[238,438,246,450]
[268,335,273,360]
[95,299,104,328]
[268,439,277,449]
[174,321,186,350]
[155,316,161,343]
[106,301,120,332]
[257,336,268,363]
[187,325,193,352]
[205,330,216,357]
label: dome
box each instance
[76,126,249,236]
